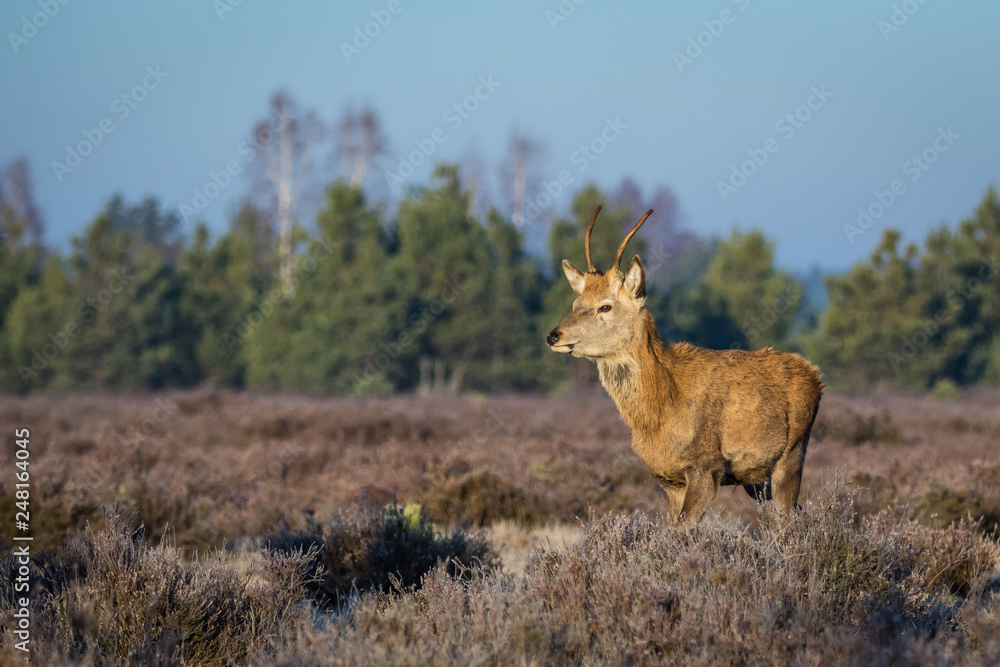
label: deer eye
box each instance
[598,305,612,313]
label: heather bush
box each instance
[418,469,552,526]
[264,502,496,606]
[820,405,902,446]
[1,390,998,664]
[869,512,1000,597]
[266,487,995,666]
[911,463,1000,537]
[3,490,999,665]
[0,504,317,665]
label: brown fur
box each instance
[547,216,823,522]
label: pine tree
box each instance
[393,166,493,393]
[246,181,400,395]
[182,202,277,387]
[0,202,45,391]
[806,188,1000,390]
[483,209,545,390]
[805,229,926,389]
[677,229,804,351]
[61,197,198,389]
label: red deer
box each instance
[547,207,824,522]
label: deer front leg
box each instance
[655,472,687,521]
[663,485,685,521]
[679,469,720,523]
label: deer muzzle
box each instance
[547,328,574,352]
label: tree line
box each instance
[1,155,998,395]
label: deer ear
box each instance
[562,260,586,296]
[623,255,646,300]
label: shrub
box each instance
[419,470,551,526]
[264,502,496,606]
[268,487,972,665]
[913,470,1000,537]
[846,408,902,445]
[0,503,316,666]
[850,472,897,520]
[868,513,1000,597]
[913,483,979,530]
[931,378,962,401]
[815,406,901,446]
[970,461,1000,537]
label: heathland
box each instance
[1,388,998,664]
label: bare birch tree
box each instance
[460,140,487,219]
[336,104,387,188]
[251,91,322,297]
[499,128,544,228]
[2,157,43,246]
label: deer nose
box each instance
[546,329,562,346]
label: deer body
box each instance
[548,207,823,521]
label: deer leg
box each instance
[655,475,686,521]
[662,485,685,521]
[771,439,807,515]
[679,469,720,523]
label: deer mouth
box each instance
[549,343,575,354]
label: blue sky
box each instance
[1,0,998,272]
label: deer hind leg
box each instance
[771,429,811,514]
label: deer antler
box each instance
[584,205,602,273]
[613,209,654,270]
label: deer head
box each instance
[547,206,654,359]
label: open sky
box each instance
[2,0,998,272]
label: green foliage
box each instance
[809,188,1000,390]
[239,171,548,395]
[0,201,45,391]
[182,202,276,387]
[244,182,399,393]
[658,229,804,351]
[2,169,1000,395]
[931,378,961,401]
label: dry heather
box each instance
[3,488,997,665]
[0,388,999,663]
[2,387,999,551]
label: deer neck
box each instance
[596,311,674,436]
